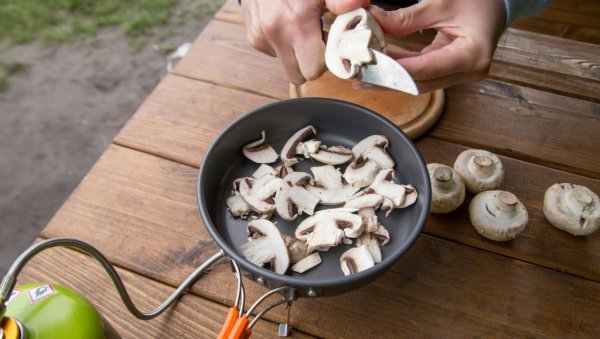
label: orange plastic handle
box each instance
[227,315,250,339]
[217,307,239,339]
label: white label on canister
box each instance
[27,284,56,303]
[5,289,22,306]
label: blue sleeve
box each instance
[504,0,553,27]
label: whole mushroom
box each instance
[469,190,528,241]
[427,163,466,214]
[543,183,600,236]
[454,149,504,194]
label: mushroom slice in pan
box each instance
[240,219,290,274]
[340,245,375,276]
[307,165,360,205]
[242,130,278,164]
[372,224,391,245]
[296,140,322,158]
[454,149,504,194]
[369,169,418,209]
[357,232,382,263]
[296,208,364,242]
[364,146,395,169]
[469,190,529,241]
[275,171,320,221]
[343,156,381,188]
[291,252,322,273]
[344,193,383,232]
[226,193,251,218]
[352,135,389,159]
[309,145,353,165]
[284,235,309,264]
[305,220,346,253]
[239,174,282,214]
[252,164,278,179]
[281,125,317,166]
[543,183,600,236]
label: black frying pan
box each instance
[197,98,430,298]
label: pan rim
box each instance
[197,97,430,290]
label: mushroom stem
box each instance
[564,189,594,215]
[432,166,453,191]
[468,155,493,177]
[496,191,519,214]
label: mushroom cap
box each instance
[469,190,528,241]
[427,163,466,214]
[242,130,278,164]
[543,183,600,236]
[454,149,504,194]
[240,219,290,274]
[340,245,375,276]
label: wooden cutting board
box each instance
[290,71,444,139]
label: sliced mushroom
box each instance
[307,165,360,205]
[369,169,418,208]
[357,233,382,263]
[252,164,278,179]
[280,126,317,166]
[372,224,391,245]
[240,219,289,274]
[364,146,395,169]
[454,149,504,194]
[242,130,278,164]
[226,193,251,218]
[325,8,386,80]
[343,156,381,188]
[295,209,364,246]
[543,183,600,236]
[305,219,346,253]
[275,172,320,221]
[309,145,353,165]
[340,245,375,276]
[427,163,466,214]
[284,235,309,264]
[291,252,322,273]
[296,140,322,158]
[469,190,529,241]
[344,193,383,232]
[239,174,282,214]
[352,135,389,159]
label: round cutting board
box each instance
[290,71,444,139]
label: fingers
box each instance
[325,0,370,15]
[369,3,437,36]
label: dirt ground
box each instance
[0,1,225,273]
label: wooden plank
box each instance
[37,146,600,338]
[417,138,600,280]
[16,242,304,338]
[172,20,289,100]
[212,2,600,102]
[428,79,600,178]
[115,74,274,168]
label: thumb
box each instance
[325,0,370,15]
[369,2,436,36]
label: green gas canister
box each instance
[1,282,119,339]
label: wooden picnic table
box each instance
[16,0,599,337]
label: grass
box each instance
[0,0,223,91]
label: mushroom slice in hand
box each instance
[275,172,320,221]
[307,165,360,205]
[309,145,353,165]
[469,190,529,241]
[325,8,386,80]
[543,183,600,236]
[454,149,504,194]
[239,175,282,214]
[340,245,375,276]
[240,219,290,274]
[242,130,278,164]
[281,126,317,166]
[427,163,466,214]
[291,253,322,273]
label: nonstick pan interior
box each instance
[198,98,430,297]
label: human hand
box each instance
[241,0,369,85]
[364,0,506,93]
